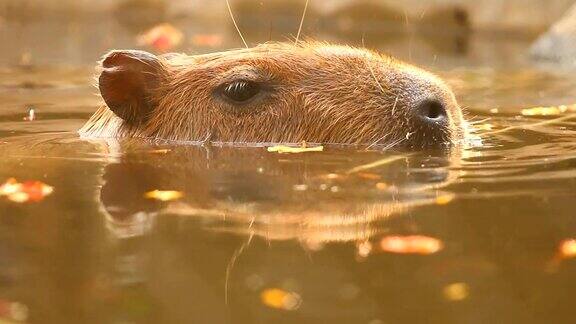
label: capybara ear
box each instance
[99,50,164,125]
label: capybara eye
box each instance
[222,80,260,103]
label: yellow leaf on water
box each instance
[7,192,29,203]
[0,178,21,196]
[436,193,455,205]
[267,145,323,154]
[521,104,575,116]
[292,184,308,191]
[356,172,381,180]
[559,239,576,258]
[357,241,372,258]
[375,182,388,190]
[144,190,184,201]
[380,235,443,255]
[148,149,171,154]
[260,288,302,311]
[443,282,469,301]
[0,178,54,203]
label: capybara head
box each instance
[80,42,464,148]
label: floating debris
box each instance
[356,172,381,180]
[521,104,576,116]
[559,239,576,258]
[267,144,323,154]
[375,182,388,191]
[435,193,455,205]
[292,184,308,191]
[545,239,576,273]
[325,173,340,180]
[357,241,372,258]
[442,282,469,301]
[24,107,35,121]
[137,23,183,52]
[317,173,343,181]
[0,178,54,203]
[380,235,443,255]
[0,299,29,322]
[260,288,302,311]
[144,190,184,201]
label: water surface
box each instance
[1,17,576,324]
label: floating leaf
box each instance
[148,149,171,154]
[380,235,443,255]
[0,298,29,322]
[442,282,469,301]
[292,184,308,191]
[559,239,576,258]
[375,182,388,190]
[0,178,21,196]
[0,178,53,203]
[137,23,183,52]
[24,107,35,121]
[356,241,372,258]
[260,288,302,311]
[435,193,455,205]
[325,173,341,180]
[521,104,575,116]
[144,190,184,201]
[356,172,381,180]
[267,145,323,154]
[22,181,54,202]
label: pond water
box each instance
[1,16,576,324]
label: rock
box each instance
[531,3,576,67]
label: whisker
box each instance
[226,0,248,48]
[366,58,386,94]
[391,96,399,116]
[468,117,492,125]
[366,133,388,150]
[382,137,405,150]
[295,0,309,45]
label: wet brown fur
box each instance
[79,42,464,147]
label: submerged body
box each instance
[80,42,464,148]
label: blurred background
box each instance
[0,0,574,68]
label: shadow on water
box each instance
[1,10,576,324]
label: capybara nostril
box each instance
[415,98,448,124]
